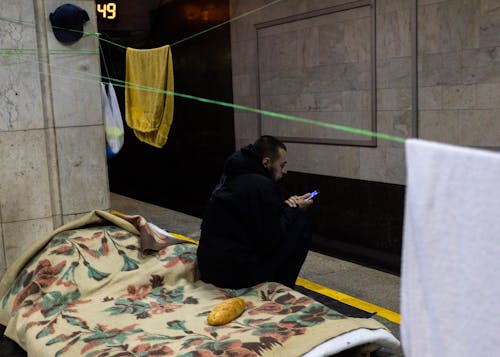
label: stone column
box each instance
[0,0,110,279]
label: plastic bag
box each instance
[101,82,124,155]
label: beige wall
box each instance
[230,0,500,184]
[0,0,110,279]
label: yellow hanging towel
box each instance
[125,44,174,148]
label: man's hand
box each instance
[285,193,313,211]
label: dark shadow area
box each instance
[0,324,26,357]
[282,172,404,275]
[294,285,375,318]
[99,0,235,218]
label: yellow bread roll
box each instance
[207,297,246,326]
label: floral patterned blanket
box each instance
[0,210,399,356]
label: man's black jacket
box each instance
[197,144,299,288]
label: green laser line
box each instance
[15,51,406,144]
[0,49,99,56]
[24,59,405,144]
[2,1,406,145]
[149,88,406,144]
[0,15,34,26]
[92,33,128,50]
[170,0,283,47]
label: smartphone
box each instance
[305,190,319,201]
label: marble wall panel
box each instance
[304,63,370,92]
[43,128,62,218]
[0,2,42,131]
[260,91,369,113]
[462,47,500,69]
[234,113,260,142]
[418,0,480,54]
[384,147,406,184]
[0,130,52,222]
[231,0,408,182]
[480,0,500,14]
[230,0,327,19]
[418,0,447,5]
[262,113,314,138]
[442,85,476,109]
[462,46,500,83]
[377,57,411,89]
[418,53,462,86]
[344,13,371,63]
[297,26,319,68]
[3,217,54,266]
[233,94,259,109]
[479,5,500,47]
[230,0,341,42]
[260,93,320,113]
[232,73,257,97]
[286,142,360,179]
[230,40,258,76]
[0,61,45,131]
[230,14,258,43]
[418,86,443,110]
[359,146,406,185]
[376,0,411,13]
[256,6,372,123]
[462,61,500,84]
[260,105,371,142]
[377,9,411,60]
[438,0,480,51]
[258,69,308,95]
[57,125,110,215]
[475,83,500,108]
[377,88,411,111]
[0,0,109,274]
[49,54,102,127]
[316,23,345,66]
[232,0,500,185]
[418,3,441,54]
[0,224,5,280]
[458,109,500,146]
[45,1,102,128]
[377,110,412,147]
[418,110,459,144]
[342,90,370,112]
[0,1,36,49]
[258,32,299,73]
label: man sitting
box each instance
[197,135,314,289]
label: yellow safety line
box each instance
[170,232,199,245]
[295,277,401,324]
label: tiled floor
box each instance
[110,193,402,345]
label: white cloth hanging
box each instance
[101,82,124,154]
[402,139,500,356]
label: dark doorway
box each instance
[98,0,235,217]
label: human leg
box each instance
[273,213,313,288]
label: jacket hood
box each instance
[224,144,271,179]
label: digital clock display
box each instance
[96,1,119,22]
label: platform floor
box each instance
[110,193,403,353]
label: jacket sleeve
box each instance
[244,178,299,256]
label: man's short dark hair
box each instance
[254,135,287,162]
